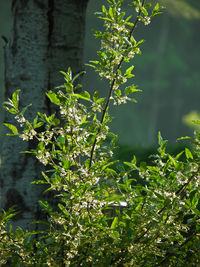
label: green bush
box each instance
[1,0,200,266]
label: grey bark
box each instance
[0,0,88,230]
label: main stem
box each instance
[89,0,146,168]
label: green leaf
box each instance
[140,161,147,170]
[152,3,162,17]
[177,136,191,141]
[129,98,137,103]
[131,155,137,164]
[64,83,73,93]
[118,12,126,22]
[58,203,68,216]
[3,100,12,106]
[110,217,118,229]
[74,84,83,91]
[56,135,65,145]
[37,141,45,151]
[25,120,33,130]
[4,207,19,220]
[124,66,135,78]
[168,155,176,166]
[37,112,50,124]
[72,91,91,101]
[141,6,148,16]
[175,151,184,160]
[15,227,24,238]
[110,133,119,147]
[114,89,121,97]
[125,85,141,95]
[61,158,70,170]
[154,3,159,12]
[189,190,197,202]
[33,116,38,127]
[185,148,193,160]
[90,60,100,65]
[81,115,88,124]
[20,104,32,116]
[102,160,119,171]
[109,7,114,18]
[4,123,18,134]
[93,91,99,102]
[125,15,132,23]
[52,118,60,126]
[135,39,144,47]
[155,192,164,200]
[72,71,86,84]
[104,168,117,176]
[96,98,105,104]
[85,63,98,70]
[97,51,107,60]
[33,117,45,129]
[46,91,60,105]
[12,89,20,109]
[84,158,90,169]
[39,200,53,213]
[124,161,138,170]
[93,30,103,39]
[31,180,48,185]
[42,172,50,183]
[81,90,91,100]
[60,70,72,83]
[102,5,107,14]
[192,120,200,125]
[4,107,18,114]
[67,67,72,79]
[158,131,163,145]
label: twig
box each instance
[89,0,146,168]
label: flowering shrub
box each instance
[1,0,200,266]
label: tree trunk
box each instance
[0,0,88,230]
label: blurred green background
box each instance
[0,0,200,160]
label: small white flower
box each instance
[15,114,26,125]
[20,133,29,141]
[144,16,151,26]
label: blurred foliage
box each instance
[161,0,200,19]
[183,110,200,131]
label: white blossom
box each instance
[144,16,151,26]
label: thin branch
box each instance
[175,168,199,195]
[89,0,146,168]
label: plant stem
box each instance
[89,0,146,168]
[175,167,200,196]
